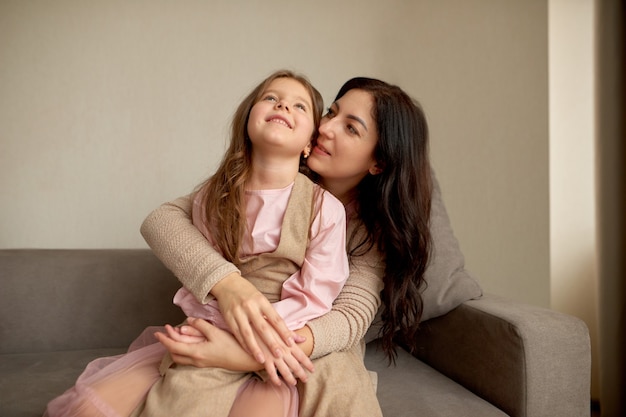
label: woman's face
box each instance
[307,89,380,203]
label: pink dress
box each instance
[44,179,348,417]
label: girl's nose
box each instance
[276,100,290,111]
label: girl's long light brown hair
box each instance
[196,70,323,263]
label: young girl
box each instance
[44,70,349,417]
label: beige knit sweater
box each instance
[140,194,383,359]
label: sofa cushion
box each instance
[0,249,186,354]
[420,171,482,321]
[364,340,507,417]
[0,344,508,417]
[365,172,483,342]
[0,348,125,417]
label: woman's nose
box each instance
[318,119,334,139]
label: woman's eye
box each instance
[347,124,358,135]
[323,107,335,118]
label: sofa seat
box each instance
[0,348,124,417]
[365,340,508,417]
[0,344,508,417]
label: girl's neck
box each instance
[246,157,301,191]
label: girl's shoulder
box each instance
[294,173,345,223]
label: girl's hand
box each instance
[156,318,314,386]
[155,319,256,370]
[211,273,305,364]
[162,323,205,344]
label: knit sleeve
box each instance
[140,194,241,304]
[306,222,384,359]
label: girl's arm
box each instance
[141,195,383,360]
[140,194,296,362]
[271,190,349,330]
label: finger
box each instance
[187,318,219,341]
[154,332,190,357]
[263,361,282,387]
[179,325,204,338]
[229,314,265,364]
[273,359,297,386]
[283,353,309,383]
[164,325,200,343]
[261,307,296,346]
[249,314,285,358]
[292,348,315,373]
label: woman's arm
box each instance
[140,195,240,303]
[306,222,384,359]
[141,196,383,361]
[140,195,297,362]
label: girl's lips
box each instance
[266,115,292,128]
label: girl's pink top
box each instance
[174,181,349,331]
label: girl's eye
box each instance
[295,103,307,111]
[263,95,277,102]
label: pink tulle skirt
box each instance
[44,326,298,417]
[44,327,165,417]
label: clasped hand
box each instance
[154,274,314,387]
[155,319,313,386]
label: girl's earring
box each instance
[369,165,383,175]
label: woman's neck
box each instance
[318,179,358,206]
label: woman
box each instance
[140,77,432,416]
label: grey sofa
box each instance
[0,249,590,417]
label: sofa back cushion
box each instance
[0,249,186,354]
[365,172,482,342]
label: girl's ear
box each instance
[369,163,383,175]
[303,143,312,158]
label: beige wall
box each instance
[0,0,551,309]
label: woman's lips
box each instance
[313,144,331,156]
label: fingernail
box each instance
[274,349,282,358]
[256,353,265,363]
[287,336,295,346]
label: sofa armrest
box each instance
[408,294,591,417]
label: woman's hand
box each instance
[155,318,314,386]
[211,272,305,363]
[245,324,314,386]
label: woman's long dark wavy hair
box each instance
[337,78,433,362]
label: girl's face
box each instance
[307,89,380,203]
[247,78,315,159]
